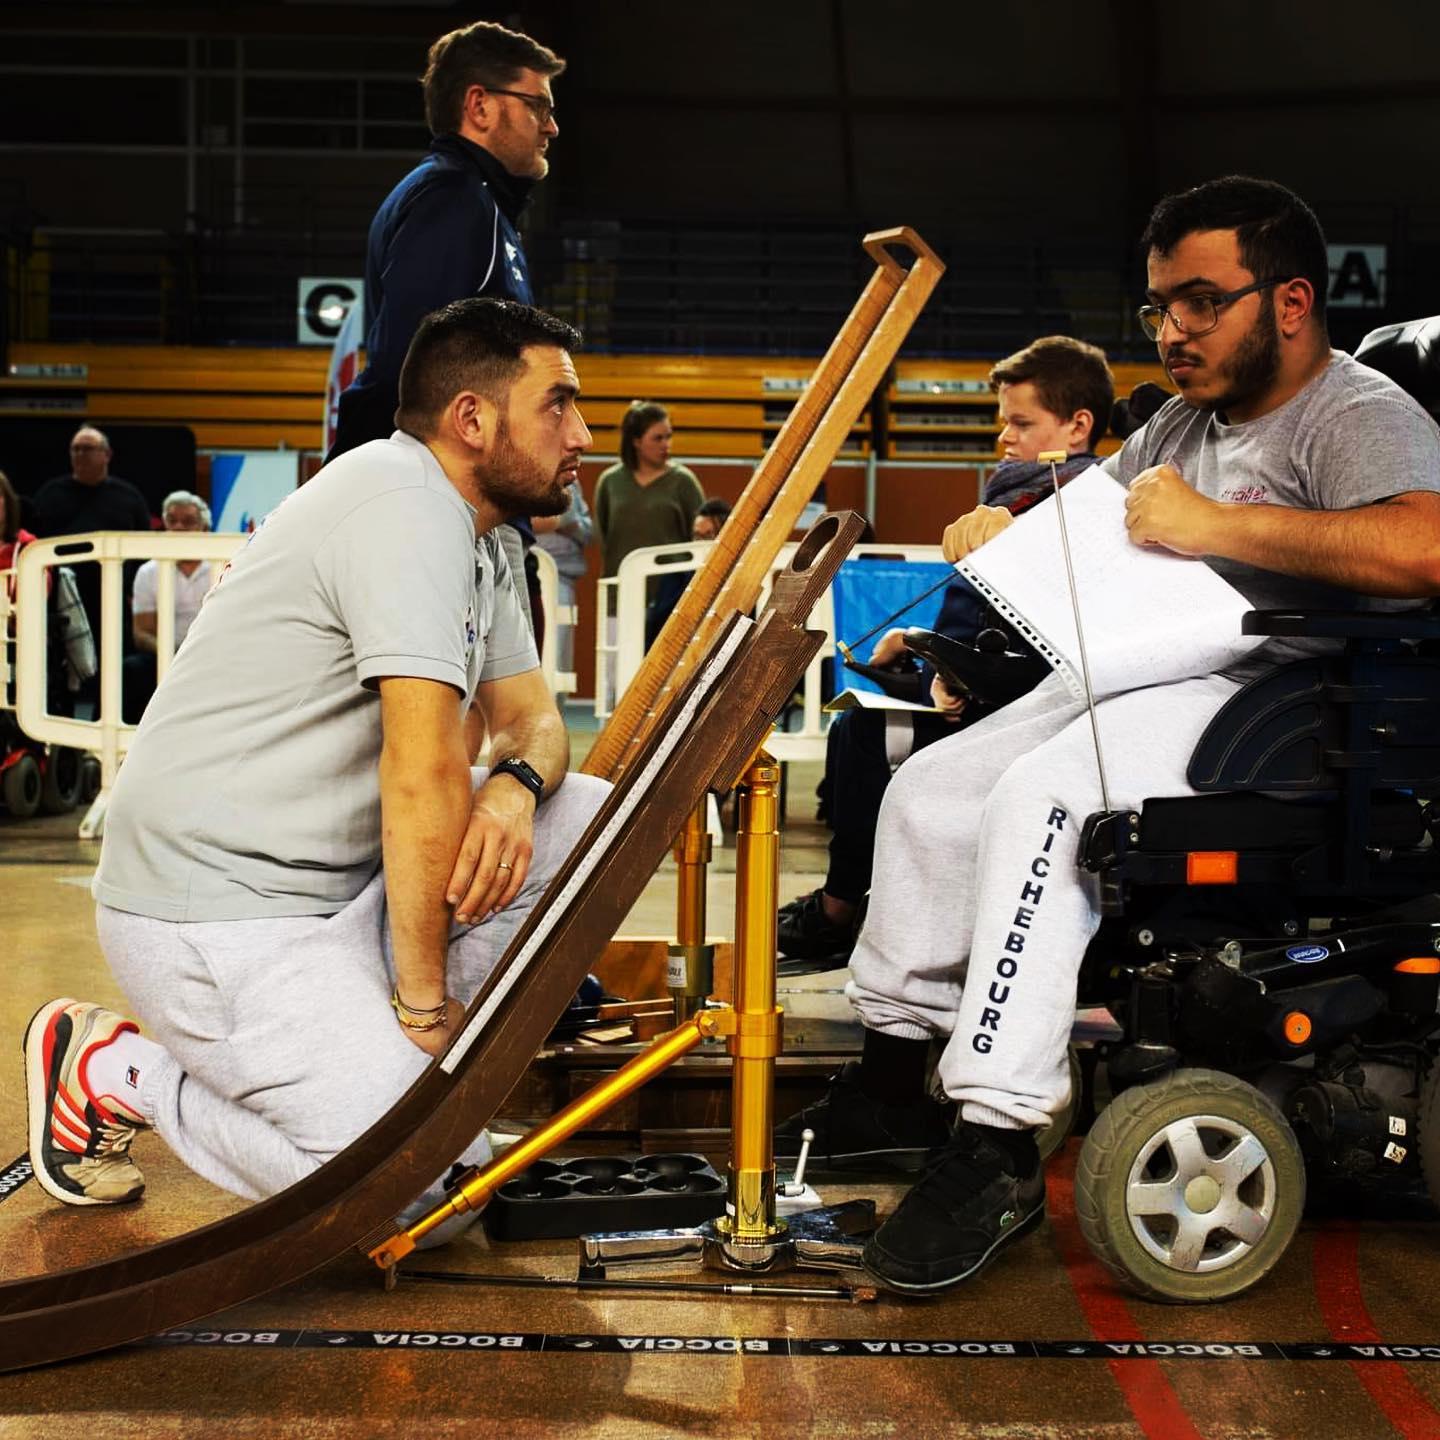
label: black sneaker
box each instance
[863,1121,1045,1292]
[777,890,857,964]
[774,1061,955,1172]
[778,888,821,920]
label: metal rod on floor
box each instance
[402,1268,878,1302]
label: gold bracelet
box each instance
[391,988,449,1031]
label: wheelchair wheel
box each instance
[1037,1045,1084,1161]
[1074,1068,1304,1303]
[78,754,101,804]
[3,754,42,819]
[40,746,82,814]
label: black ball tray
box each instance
[481,1153,727,1241]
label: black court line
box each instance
[138,1328,1440,1361]
[0,1155,33,1205]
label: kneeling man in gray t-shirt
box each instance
[25,298,610,1224]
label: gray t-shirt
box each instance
[95,431,539,922]
[1103,350,1440,679]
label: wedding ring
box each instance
[498,861,513,870]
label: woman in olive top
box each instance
[594,401,704,577]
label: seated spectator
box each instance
[123,491,215,724]
[29,428,153,717]
[532,478,594,674]
[692,496,731,541]
[779,336,1114,966]
[644,495,734,648]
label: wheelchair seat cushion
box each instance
[1137,791,1426,851]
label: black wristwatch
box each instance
[493,756,546,804]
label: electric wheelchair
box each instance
[900,316,1440,1303]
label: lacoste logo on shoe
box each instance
[125,1067,140,1088]
[999,1210,1017,1229]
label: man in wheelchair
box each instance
[776,175,1440,1298]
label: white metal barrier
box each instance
[5,530,569,837]
[593,541,948,762]
[529,545,576,698]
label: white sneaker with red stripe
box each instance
[24,998,149,1205]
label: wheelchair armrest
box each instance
[1242,608,1440,641]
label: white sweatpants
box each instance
[97,769,609,1208]
[846,672,1241,1130]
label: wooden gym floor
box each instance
[2,718,1439,1438]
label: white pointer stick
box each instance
[1038,450,1112,814]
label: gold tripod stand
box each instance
[368,742,874,1282]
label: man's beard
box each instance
[1186,301,1281,416]
[474,421,570,518]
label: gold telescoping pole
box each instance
[718,744,786,1246]
[369,1010,720,1270]
[668,797,715,1024]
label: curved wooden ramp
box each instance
[0,513,865,1373]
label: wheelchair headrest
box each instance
[1354,316,1440,422]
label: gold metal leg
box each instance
[368,1011,718,1269]
[717,749,784,1247]
[580,743,875,1279]
[668,796,714,1024]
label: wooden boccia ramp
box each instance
[0,511,872,1373]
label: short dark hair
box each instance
[1140,175,1330,321]
[422,21,565,137]
[989,336,1114,448]
[620,401,670,471]
[395,298,582,437]
[697,497,731,525]
[0,469,19,544]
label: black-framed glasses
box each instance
[1136,276,1287,341]
[485,87,554,125]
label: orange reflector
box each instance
[1283,1011,1312,1045]
[1186,851,1238,884]
[1394,957,1440,974]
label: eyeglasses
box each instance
[1136,277,1287,341]
[485,87,554,126]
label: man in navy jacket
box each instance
[330,21,564,459]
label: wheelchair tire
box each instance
[1074,1068,1304,1304]
[1037,1045,1084,1161]
[39,747,82,814]
[78,755,101,804]
[3,753,42,819]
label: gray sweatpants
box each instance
[97,768,608,1208]
[846,672,1241,1131]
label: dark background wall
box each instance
[2,0,1437,356]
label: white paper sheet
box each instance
[956,467,1264,701]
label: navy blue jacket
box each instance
[329,134,536,462]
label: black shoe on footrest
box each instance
[863,1120,1044,1292]
[774,1061,955,1172]
[777,890,857,964]
[778,887,821,921]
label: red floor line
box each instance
[1048,1150,1206,1440]
[1312,1223,1440,1440]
